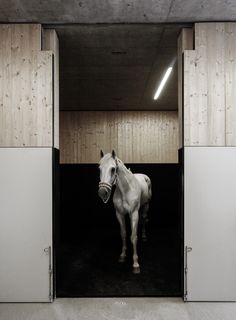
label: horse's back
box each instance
[134,173,152,204]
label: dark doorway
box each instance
[54,23,184,298]
[56,163,182,297]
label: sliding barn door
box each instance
[0,148,53,302]
[184,147,236,301]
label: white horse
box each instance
[98,150,152,274]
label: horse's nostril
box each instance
[98,187,108,199]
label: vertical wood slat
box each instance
[177,28,193,148]
[183,50,196,145]
[0,24,53,147]
[206,23,225,145]
[59,111,179,164]
[193,23,208,145]
[0,25,12,146]
[42,29,60,149]
[225,23,236,145]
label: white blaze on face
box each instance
[99,164,112,184]
[98,154,117,203]
[99,155,116,185]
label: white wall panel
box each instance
[184,147,236,301]
[0,148,53,302]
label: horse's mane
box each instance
[99,154,132,173]
[117,158,132,174]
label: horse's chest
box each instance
[116,200,131,214]
[122,200,131,213]
[113,196,127,210]
[113,192,138,214]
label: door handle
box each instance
[44,246,53,301]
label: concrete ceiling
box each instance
[53,24,186,111]
[0,0,236,23]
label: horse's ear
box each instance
[112,150,116,159]
[100,150,104,158]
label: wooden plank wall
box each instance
[42,29,59,149]
[177,28,193,148]
[183,22,236,146]
[60,111,178,163]
[0,24,56,147]
[225,23,236,146]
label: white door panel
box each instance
[0,148,52,302]
[184,147,236,301]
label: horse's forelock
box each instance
[99,153,123,169]
[99,153,113,166]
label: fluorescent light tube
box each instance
[154,67,173,100]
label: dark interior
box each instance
[55,24,183,297]
[53,24,186,111]
[56,163,182,297]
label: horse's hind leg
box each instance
[141,203,149,242]
[116,211,127,263]
[130,209,140,274]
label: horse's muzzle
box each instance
[98,186,111,203]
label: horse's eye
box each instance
[111,167,115,174]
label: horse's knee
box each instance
[121,230,126,238]
[130,234,137,244]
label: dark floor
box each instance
[56,226,181,297]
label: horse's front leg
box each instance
[130,209,140,274]
[116,211,127,263]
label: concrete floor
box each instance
[0,298,236,320]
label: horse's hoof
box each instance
[118,256,126,263]
[132,267,141,274]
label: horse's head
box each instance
[98,150,118,203]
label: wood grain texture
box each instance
[183,22,236,146]
[0,24,54,147]
[184,50,197,146]
[225,23,236,146]
[59,111,178,163]
[42,29,59,149]
[206,23,225,145]
[177,28,193,148]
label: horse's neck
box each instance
[116,160,133,194]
